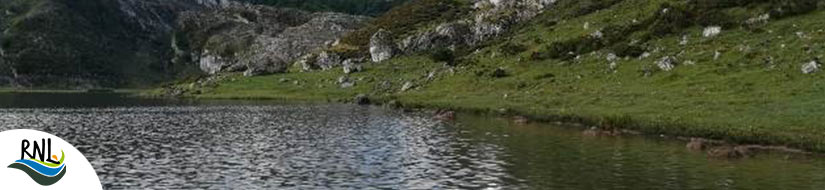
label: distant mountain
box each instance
[0,0,400,88]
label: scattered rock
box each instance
[434,110,456,121]
[713,51,722,60]
[243,57,288,77]
[513,116,529,125]
[745,14,770,26]
[638,52,651,60]
[686,138,707,151]
[590,30,604,39]
[342,58,364,74]
[708,146,751,159]
[400,81,415,92]
[582,127,620,137]
[354,94,370,105]
[802,60,821,74]
[296,53,319,71]
[427,71,438,81]
[608,62,619,72]
[679,35,689,46]
[317,51,342,70]
[370,29,396,62]
[703,26,722,37]
[656,56,678,71]
[606,53,619,63]
[337,76,354,88]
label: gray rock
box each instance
[337,76,354,88]
[370,29,396,62]
[296,53,319,71]
[703,26,722,37]
[243,57,287,77]
[606,53,618,63]
[317,51,342,70]
[656,56,678,71]
[401,81,415,92]
[802,60,821,74]
[342,58,364,74]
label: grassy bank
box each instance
[166,0,825,152]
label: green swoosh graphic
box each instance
[28,150,65,168]
[8,163,67,186]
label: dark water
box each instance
[1,93,825,189]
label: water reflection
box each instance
[0,103,823,189]
[0,105,515,189]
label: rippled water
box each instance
[1,93,825,189]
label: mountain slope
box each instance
[179,0,825,152]
[0,0,232,87]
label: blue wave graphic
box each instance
[13,159,65,177]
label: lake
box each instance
[0,93,824,189]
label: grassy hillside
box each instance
[171,0,825,151]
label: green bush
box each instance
[429,48,456,64]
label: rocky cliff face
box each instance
[360,0,553,64]
[174,4,368,76]
[397,0,556,54]
[0,0,239,87]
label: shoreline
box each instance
[147,89,819,157]
[0,88,817,156]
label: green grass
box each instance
[177,0,825,152]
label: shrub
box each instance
[500,41,528,56]
[429,48,456,64]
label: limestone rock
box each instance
[317,51,343,70]
[401,81,415,92]
[656,56,678,71]
[296,54,319,71]
[703,26,722,37]
[342,58,364,74]
[243,57,287,77]
[802,60,821,74]
[178,5,368,75]
[370,29,396,62]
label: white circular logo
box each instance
[0,129,102,189]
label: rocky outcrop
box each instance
[396,0,556,55]
[176,4,368,76]
[370,29,396,62]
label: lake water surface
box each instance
[1,93,825,189]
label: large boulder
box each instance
[370,29,396,62]
[243,57,287,77]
